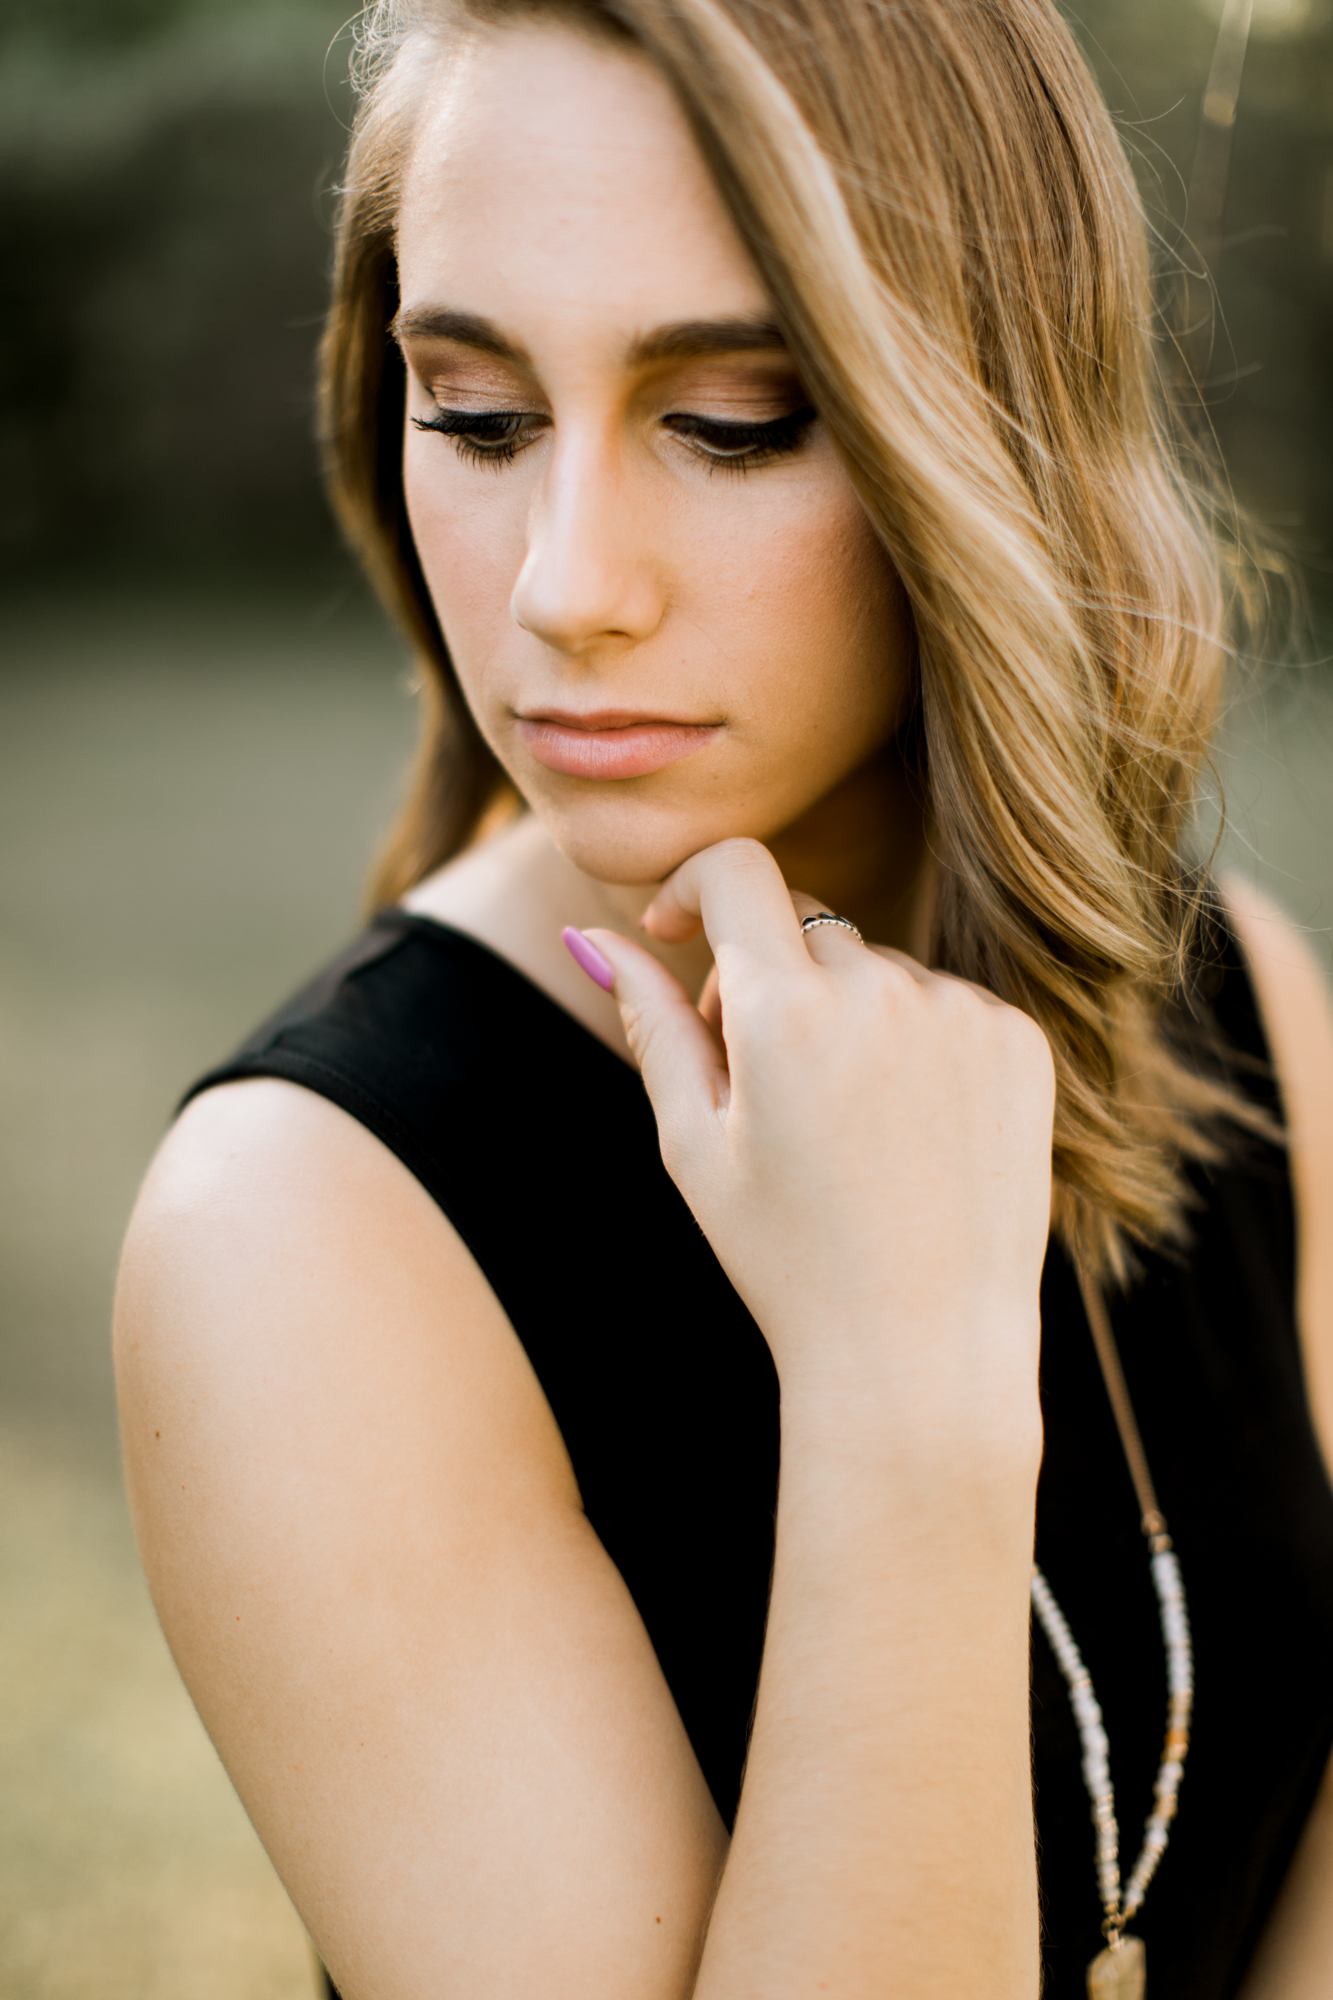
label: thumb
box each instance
[575,927,730,1147]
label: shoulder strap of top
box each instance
[178,907,647,1207]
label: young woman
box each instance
[113,1,1333,1995]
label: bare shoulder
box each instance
[116,1076,576,1514]
[114,1076,585,1770]
[115,1078,725,1994]
[114,1079,587,1723]
[120,1073,536,1357]
[1219,874,1333,1452]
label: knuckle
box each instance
[863,952,916,1004]
[989,1006,1057,1106]
[1001,1003,1053,1065]
[931,973,974,1020]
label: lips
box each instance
[515,711,720,780]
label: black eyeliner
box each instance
[411,402,817,469]
[663,404,818,463]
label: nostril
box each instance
[510,560,663,655]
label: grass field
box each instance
[1,589,1329,1996]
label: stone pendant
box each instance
[1087,1935,1145,2000]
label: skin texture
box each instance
[394,22,925,1033]
[113,21,1333,1999]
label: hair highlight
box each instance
[321,0,1275,1280]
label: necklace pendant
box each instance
[1087,1934,1145,2000]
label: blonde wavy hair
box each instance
[320,0,1267,1281]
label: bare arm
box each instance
[1225,877,1333,2000]
[116,840,1049,1999]
[117,1079,729,1999]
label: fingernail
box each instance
[562,927,615,992]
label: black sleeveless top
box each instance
[186,911,1333,1998]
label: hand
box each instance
[581,839,1054,1457]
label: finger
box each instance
[640,839,808,978]
[788,890,867,967]
[697,963,723,1042]
[579,929,730,1118]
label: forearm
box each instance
[695,1365,1043,2000]
[1237,1758,1333,2000]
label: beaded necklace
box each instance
[1030,1269,1194,2000]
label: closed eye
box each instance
[410,403,819,472]
[663,405,818,470]
[411,408,547,466]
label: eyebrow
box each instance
[632,315,788,364]
[390,306,790,367]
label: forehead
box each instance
[396,22,768,335]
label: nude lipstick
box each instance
[515,709,719,780]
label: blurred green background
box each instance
[1,0,1331,1992]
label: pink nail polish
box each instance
[562,926,615,992]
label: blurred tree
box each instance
[1211,6,1333,621]
[0,0,354,584]
[0,0,1329,618]
[1069,0,1333,626]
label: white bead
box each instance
[1030,1549,1193,1943]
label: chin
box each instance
[532,788,770,887]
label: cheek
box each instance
[709,486,908,748]
[404,429,908,792]
[403,443,527,669]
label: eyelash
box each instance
[665,406,818,471]
[410,404,818,472]
[411,409,536,467]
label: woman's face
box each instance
[395,21,911,887]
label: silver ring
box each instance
[800,911,864,945]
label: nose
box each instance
[510,433,665,656]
